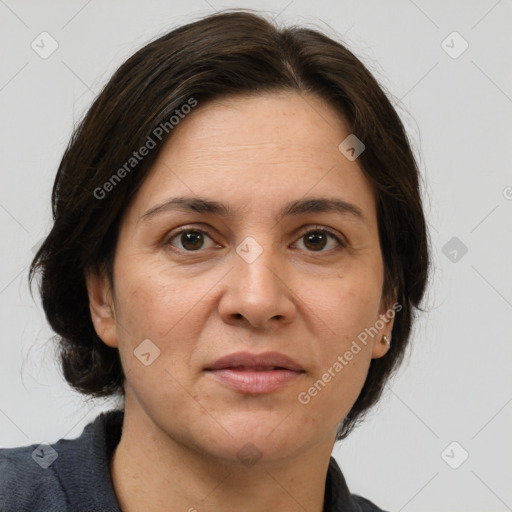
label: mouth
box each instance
[213,365,296,371]
[206,351,304,372]
[205,351,305,394]
[205,367,305,394]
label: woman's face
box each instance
[87,91,394,463]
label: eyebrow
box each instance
[140,196,366,224]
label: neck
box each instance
[109,399,336,512]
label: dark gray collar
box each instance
[55,409,384,512]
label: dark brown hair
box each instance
[28,9,429,441]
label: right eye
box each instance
[164,228,218,252]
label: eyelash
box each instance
[164,225,346,253]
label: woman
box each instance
[0,9,429,512]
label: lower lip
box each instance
[206,369,304,394]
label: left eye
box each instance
[294,229,343,252]
[165,228,343,252]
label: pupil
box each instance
[182,232,203,250]
[305,232,326,251]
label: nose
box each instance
[217,240,296,330]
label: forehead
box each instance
[124,91,377,227]
[172,91,350,154]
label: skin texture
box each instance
[86,91,394,512]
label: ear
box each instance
[84,264,118,348]
[371,291,398,360]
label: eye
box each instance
[164,226,345,253]
[165,228,217,251]
[293,227,345,252]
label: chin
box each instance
[206,411,312,465]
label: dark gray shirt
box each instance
[0,409,388,511]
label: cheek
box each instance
[112,269,206,405]
[341,284,382,330]
[114,257,189,335]
[310,268,383,350]
[298,272,382,413]
[298,282,379,424]
[112,260,219,377]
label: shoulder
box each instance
[326,456,390,512]
[0,409,124,512]
[351,494,390,512]
[0,442,68,511]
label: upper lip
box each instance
[206,351,304,372]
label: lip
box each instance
[205,351,305,394]
[206,351,304,372]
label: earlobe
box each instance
[371,325,393,359]
[84,266,118,348]
[371,299,397,359]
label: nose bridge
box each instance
[219,232,294,327]
[235,233,282,298]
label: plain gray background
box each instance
[1,1,511,510]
